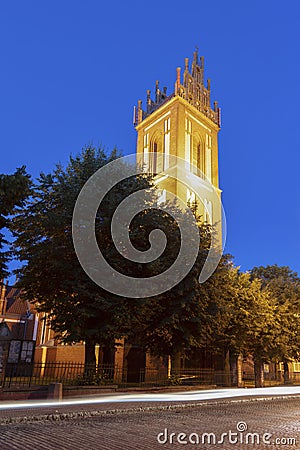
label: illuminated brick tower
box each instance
[134,49,221,225]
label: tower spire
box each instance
[193,46,199,64]
[133,48,220,127]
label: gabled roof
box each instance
[1,285,31,316]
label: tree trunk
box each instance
[237,355,244,387]
[100,344,116,381]
[229,352,239,387]
[167,355,172,378]
[283,361,290,385]
[102,345,115,365]
[172,352,181,373]
[254,358,264,388]
[224,350,231,387]
[84,336,96,376]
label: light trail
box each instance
[1,386,300,410]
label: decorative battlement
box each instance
[133,49,221,127]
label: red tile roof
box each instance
[2,286,30,316]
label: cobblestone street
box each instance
[1,396,300,449]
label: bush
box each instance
[167,375,182,386]
[75,370,112,386]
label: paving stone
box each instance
[0,397,300,449]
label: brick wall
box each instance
[34,344,85,364]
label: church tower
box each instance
[134,49,221,224]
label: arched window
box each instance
[191,141,201,176]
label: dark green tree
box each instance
[211,269,283,388]
[11,146,155,369]
[250,265,300,384]
[212,264,300,388]
[0,166,31,279]
[129,211,229,374]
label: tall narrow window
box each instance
[150,142,158,174]
[204,199,212,224]
[164,118,170,170]
[197,144,201,174]
[143,133,149,170]
[205,134,212,182]
[185,118,192,168]
[191,142,201,176]
[205,147,211,181]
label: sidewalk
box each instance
[1,386,300,424]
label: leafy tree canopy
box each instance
[0,166,31,279]
[11,146,178,365]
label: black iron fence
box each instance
[1,362,235,389]
[168,368,230,386]
[2,361,299,390]
[2,362,118,388]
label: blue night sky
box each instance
[1,1,299,276]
